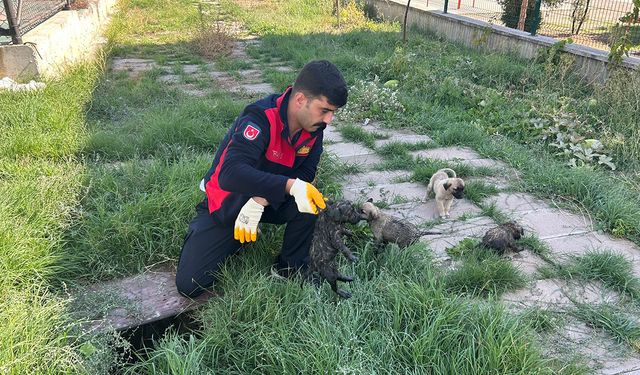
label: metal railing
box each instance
[1,0,72,44]
[438,0,640,53]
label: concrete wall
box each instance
[367,0,639,81]
[0,0,118,80]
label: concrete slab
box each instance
[274,66,294,73]
[238,69,262,80]
[342,170,410,187]
[483,192,552,213]
[323,126,344,143]
[111,58,157,78]
[324,142,382,167]
[77,270,213,333]
[544,232,640,277]
[501,279,618,309]
[461,158,507,169]
[239,82,274,95]
[382,199,482,225]
[157,74,180,84]
[182,64,200,74]
[374,131,433,148]
[516,208,593,239]
[177,84,209,97]
[411,146,482,161]
[466,176,511,190]
[504,250,548,278]
[342,182,426,203]
[421,216,497,259]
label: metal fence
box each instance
[432,0,640,54]
[1,0,72,44]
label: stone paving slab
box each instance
[323,126,344,143]
[342,170,410,188]
[461,158,507,169]
[411,146,482,161]
[158,74,180,84]
[110,58,158,78]
[273,66,294,73]
[421,216,497,259]
[544,232,640,276]
[483,192,552,213]
[325,142,382,167]
[514,208,593,239]
[342,182,426,203]
[466,176,510,190]
[374,132,433,148]
[504,250,548,277]
[177,84,209,97]
[80,270,213,333]
[502,279,619,309]
[382,199,483,225]
[182,64,200,74]
[238,83,275,95]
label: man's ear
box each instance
[292,91,307,108]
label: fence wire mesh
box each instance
[438,0,639,54]
[1,0,71,44]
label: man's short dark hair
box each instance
[292,60,348,108]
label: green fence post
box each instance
[444,0,449,13]
[530,0,542,36]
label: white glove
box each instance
[234,198,264,243]
[289,178,326,214]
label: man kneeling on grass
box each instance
[176,60,349,298]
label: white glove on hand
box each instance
[289,178,326,214]
[234,198,264,243]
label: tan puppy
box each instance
[426,168,465,219]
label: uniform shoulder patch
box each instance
[243,124,261,141]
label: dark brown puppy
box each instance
[306,200,366,299]
[361,199,441,249]
[481,221,525,254]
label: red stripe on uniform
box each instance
[205,141,233,213]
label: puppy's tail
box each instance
[439,168,457,178]
[420,230,442,235]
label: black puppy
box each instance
[306,200,366,299]
[481,221,525,254]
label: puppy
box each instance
[426,168,465,219]
[361,199,441,249]
[306,200,366,299]
[481,221,525,255]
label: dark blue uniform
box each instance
[176,88,324,297]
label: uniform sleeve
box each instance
[218,115,289,205]
[288,132,323,183]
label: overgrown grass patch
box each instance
[553,250,640,300]
[127,243,578,374]
[443,238,527,297]
[571,304,640,352]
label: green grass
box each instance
[4,0,640,372]
[572,303,640,352]
[443,241,528,297]
[126,243,576,374]
[554,250,640,300]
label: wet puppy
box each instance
[481,221,525,255]
[361,199,441,249]
[307,200,366,299]
[426,168,465,219]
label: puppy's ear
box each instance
[443,182,451,191]
[366,197,374,203]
